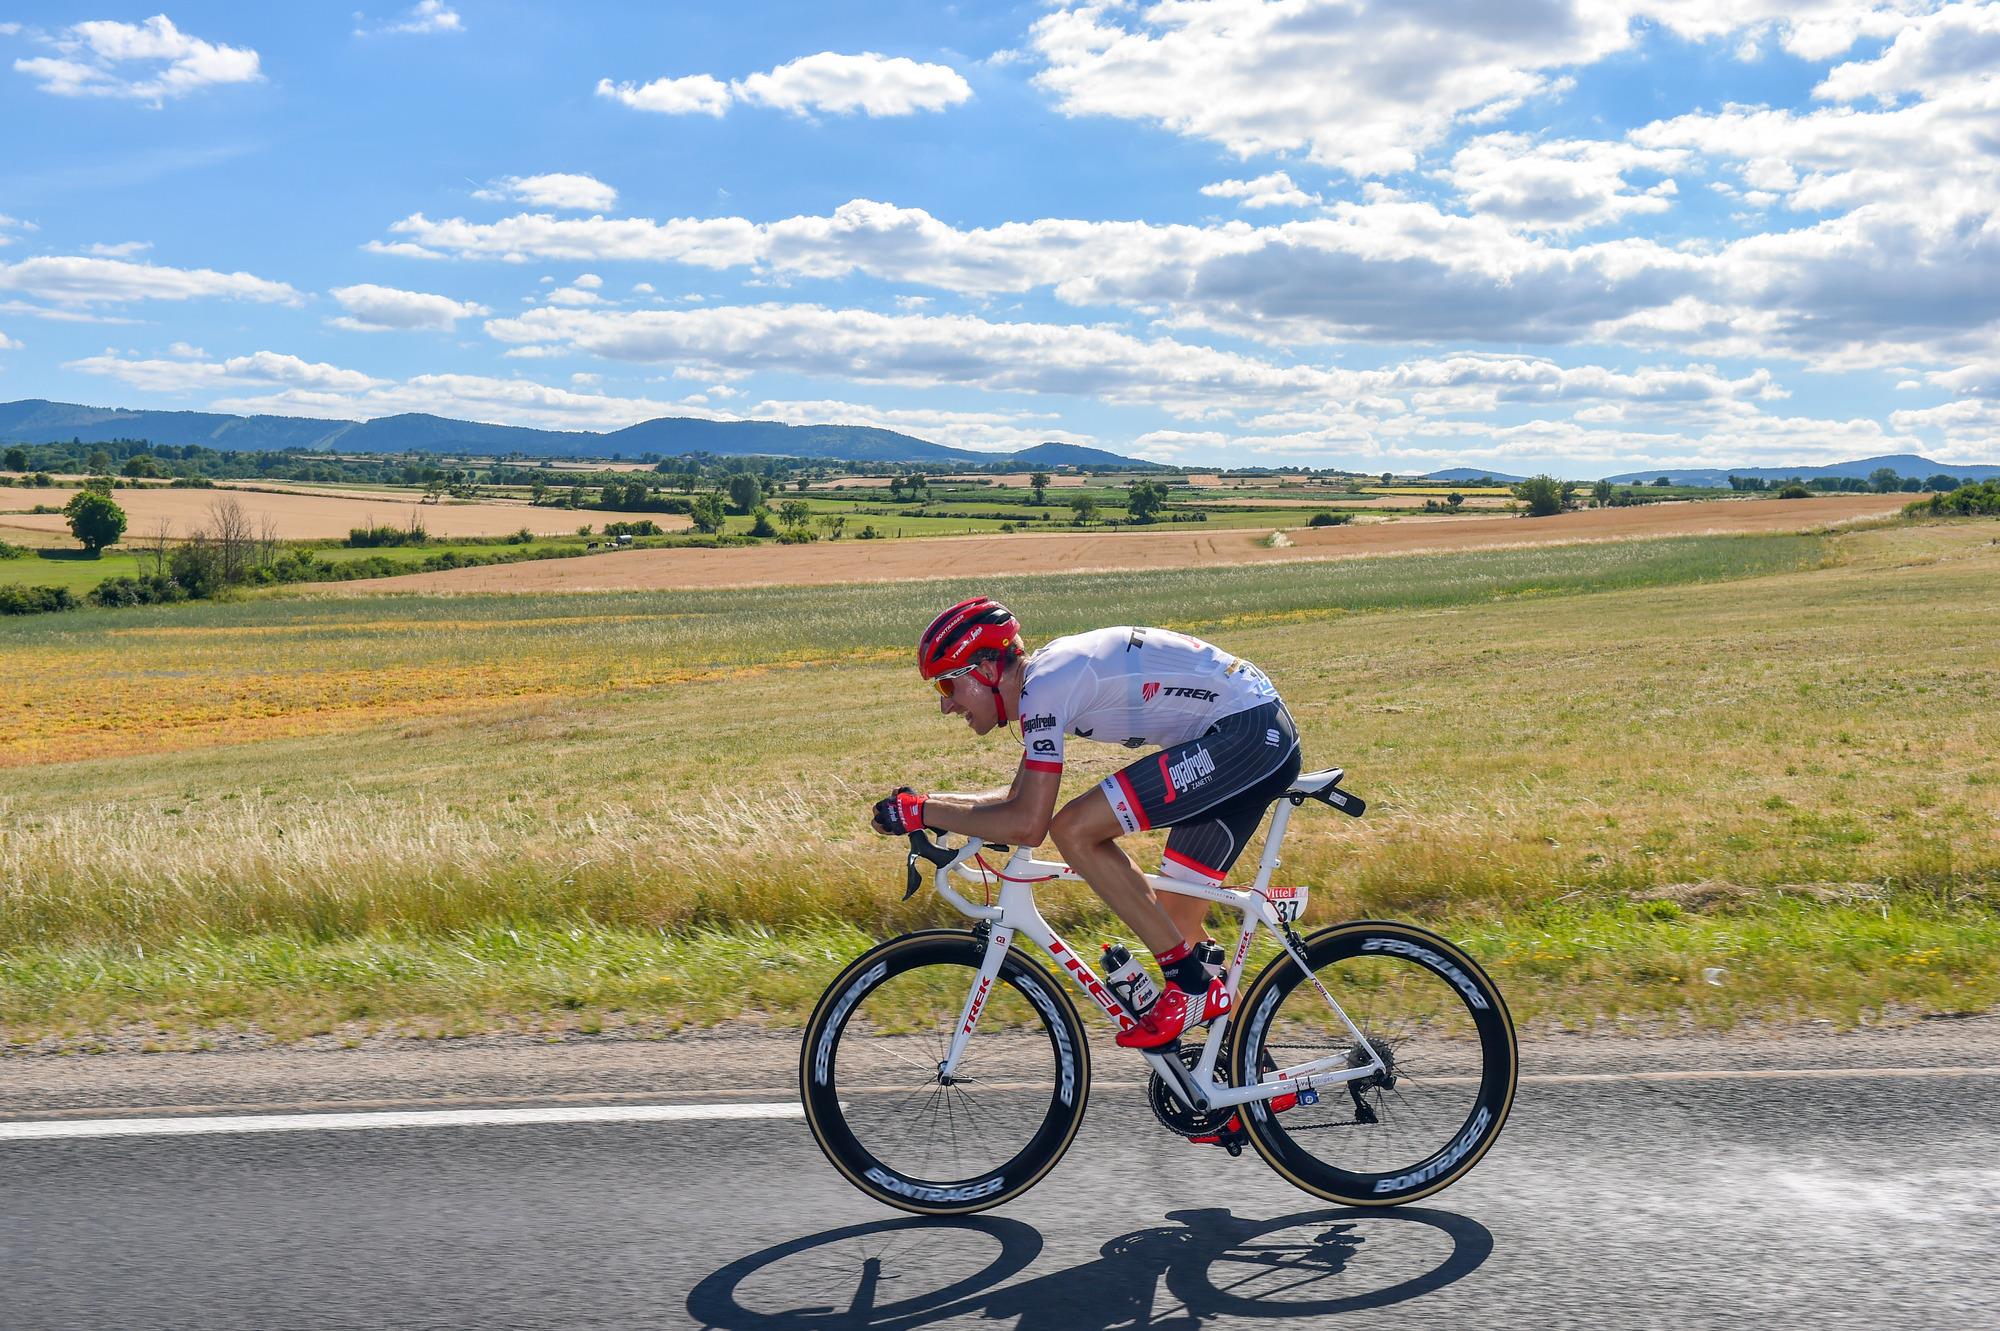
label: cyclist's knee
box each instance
[1049,797,1114,856]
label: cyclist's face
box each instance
[937,673,999,734]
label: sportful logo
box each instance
[1159,745,1216,802]
[1142,681,1160,702]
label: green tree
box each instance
[1029,470,1051,504]
[726,472,764,514]
[1069,494,1099,525]
[749,505,778,537]
[689,492,726,534]
[64,488,127,554]
[779,499,812,530]
[1590,480,1614,507]
[1925,474,1961,493]
[121,454,164,478]
[1652,475,1672,487]
[1513,475,1568,517]
[5,446,30,472]
[1126,479,1167,523]
[87,449,113,474]
[1869,467,1901,493]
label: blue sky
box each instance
[2,1,1997,472]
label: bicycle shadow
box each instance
[685,1204,1492,1330]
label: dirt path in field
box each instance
[337,495,1906,594]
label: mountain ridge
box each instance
[0,398,1165,469]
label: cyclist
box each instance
[872,596,1302,1050]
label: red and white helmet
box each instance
[918,596,1022,684]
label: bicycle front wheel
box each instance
[1231,921,1517,1206]
[800,930,1091,1215]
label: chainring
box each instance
[1146,1046,1237,1139]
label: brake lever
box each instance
[903,830,957,900]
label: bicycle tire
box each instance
[800,930,1091,1216]
[1231,920,1516,1206]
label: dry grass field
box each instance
[345,494,1904,594]
[1,516,1995,1044]
[0,485,688,541]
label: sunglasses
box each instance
[931,665,978,697]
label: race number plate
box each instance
[1265,884,1309,924]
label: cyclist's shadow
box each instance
[685,1204,1492,1330]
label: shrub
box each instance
[774,528,819,544]
[168,476,216,488]
[749,507,778,538]
[1308,512,1352,527]
[0,539,25,559]
[87,574,189,607]
[602,519,662,537]
[346,521,429,547]
[1908,480,2000,517]
[1513,475,1573,517]
[857,524,882,540]
[504,527,535,544]
[1776,484,1812,499]
[0,584,77,615]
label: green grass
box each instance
[2,521,1995,1043]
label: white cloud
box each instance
[14,15,262,102]
[0,329,21,350]
[210,373,699,431]
[1815,2,2000,104]
[359,2,463,37]
[66,349,386,394]
[598,51,970,119]
[474,173,618,212]
[1200,172,1320,210]
[82,240,153,257]
[595,72,732,117]
[0,214,35,246]
[0,255,300,306]
[1443,134,1685,232]
[329,283,489,332]
[572,273,603,289]
[1028,0,1629,176]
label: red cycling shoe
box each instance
[1115,978,1232,1049]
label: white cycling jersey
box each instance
[1016,626,1280,773]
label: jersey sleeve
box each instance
[1016,663,1071,773]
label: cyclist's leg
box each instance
[1049,791,1183,955]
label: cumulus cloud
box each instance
[0,329,21,350]
[598,51,971,119]
[474,173,618,212]
[1200,172,1320,210]
[357,2,463,37]
[1444,135,1684,232]
[210,373,698,431]
[13,15,261,102]
[0,255,300,306]
[65,348,386,394]
[328,283,489,332]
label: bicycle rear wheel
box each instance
[1231,921,1516,1206]
[800,930,1090,1215]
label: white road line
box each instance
[0,1102,804,1142]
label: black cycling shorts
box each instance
[1096,700,1301,882]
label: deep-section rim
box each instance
[1231,919,1517,1207]
[799,929,1092,1216]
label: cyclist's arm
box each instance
[922,760,1062,847]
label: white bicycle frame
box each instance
[915,792,1386,1114]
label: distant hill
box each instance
[0,398,1164,469]
[1003,442,1171,471]
[1425,467,1527,483]
[1604,454,2000,486]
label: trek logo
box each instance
[1145,684,1219,703]
[961,976,993,1035]
[1048,938,1137,1032]
[1022,715,1056,734]
[1141,681,1160,702]
[1159,744,1216,802]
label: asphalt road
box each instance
[3,1026,1997,1330]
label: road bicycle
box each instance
[800,767,1517,1216]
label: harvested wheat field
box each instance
[346,494,1905,594]
[0,485,690,540]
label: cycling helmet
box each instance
[918,597,1023,720]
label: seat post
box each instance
[1247,797,1295,896]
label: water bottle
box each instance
[1101,943,1160,1017]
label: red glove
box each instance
[873,787,929,835]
